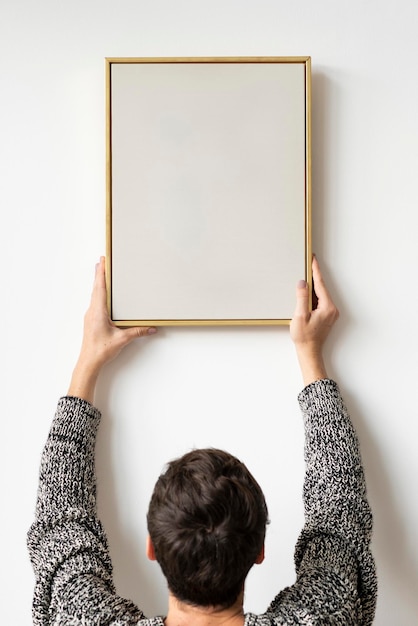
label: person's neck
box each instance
[165,592,245,626]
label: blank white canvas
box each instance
[110,61,307,321]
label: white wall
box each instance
[1,1,417,624]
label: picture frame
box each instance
[106,56,311,326]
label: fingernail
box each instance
[147,327,158,335]
[298,280,307,289]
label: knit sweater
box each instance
[28,379,377,625]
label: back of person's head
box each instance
[147,448,268,609]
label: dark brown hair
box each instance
[147,448,268,608]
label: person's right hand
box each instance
[67,257,157,404]
[290,256,339,385]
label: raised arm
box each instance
[268,258,377,625]
[27,258,157,626]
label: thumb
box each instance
[119,326,158,346]
[293,280,310,318]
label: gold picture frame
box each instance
[106,57,311,326]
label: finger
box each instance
[95,256,106,288]
[90,257,107,309]
[136,326,158,337]
[312,257,339,324]
[121,326,158,343]
[293,279,310,317]
[312,256,333,307]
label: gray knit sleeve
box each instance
[295,379,377,623]
[27,397,143,626]
[265,380,377,625]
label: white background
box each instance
[1,1,417,624]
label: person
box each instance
[28,256,377,626]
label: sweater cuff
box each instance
[51,396,102,440]
[297,379,340,411]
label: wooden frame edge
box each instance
[305,57,313,310]
[106,56,311,327]
[115,319,292,327]
[105,56,310,64]
[105,59,112,317]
